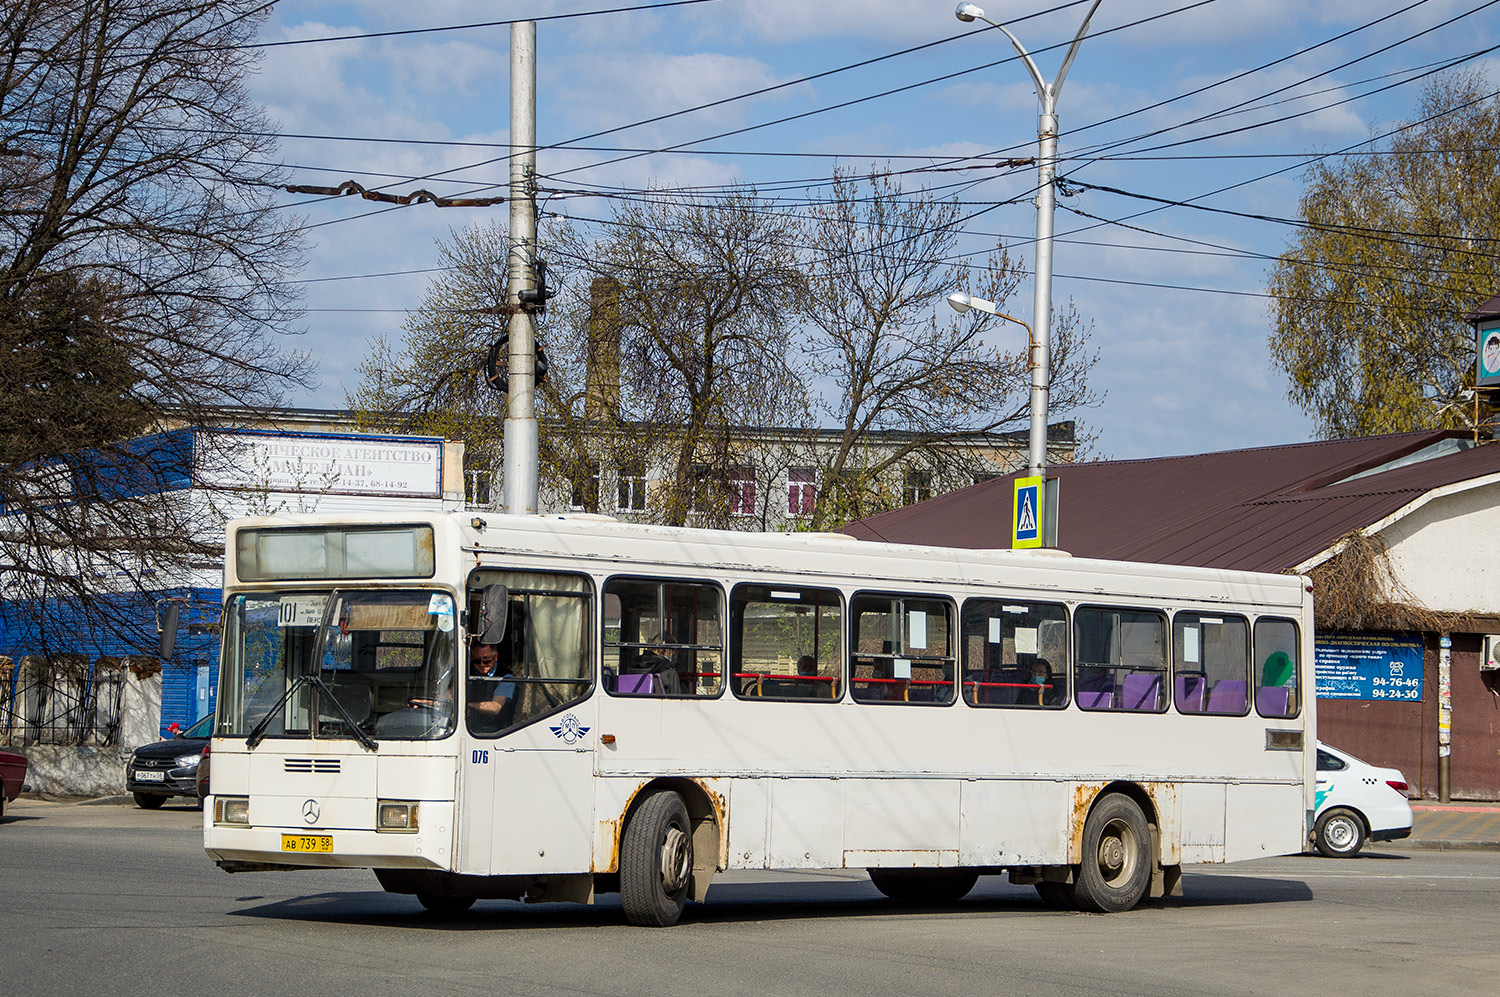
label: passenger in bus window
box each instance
[631,632,682,695]
[468,642,516,731]
[1031,658,1059,706]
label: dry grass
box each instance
[1306,531,1472,631]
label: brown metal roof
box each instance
[842,431,1500,573]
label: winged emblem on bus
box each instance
[549,714,590,744]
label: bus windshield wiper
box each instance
[246,674,310,750]
[306,673,378,753]
[245,674,378,752]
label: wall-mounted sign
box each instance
[1478,319,1500,388]
[1314,633,1424,701]
[197,432,443,499]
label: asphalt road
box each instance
[3,798,1497,996]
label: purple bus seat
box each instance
[1206,679,1247,714]
[616,673,657,695]
[1076,689,1114,710]
[1121,673,1162,711]
[1175,674,1206,713]
[1256,685,1291,716]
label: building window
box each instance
[730,466,756,517]
[788,467,816,516]
[903,468,932,506]
[617,460,647,513]
[466,470,492,508]
[569,460,600,513]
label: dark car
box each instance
[195,740,210,801]
[1,748,28,819]
[125,714,212,809]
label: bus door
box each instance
[459,572,597,877]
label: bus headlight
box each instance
[215,796,250,825]
[377,800,419,832]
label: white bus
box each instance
[204,511,1314,925]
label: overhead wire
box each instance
[249,0,1500,308]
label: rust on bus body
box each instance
[1068,781,1177,866]
[591,777,728,875]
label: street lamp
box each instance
[952,1,1102,540]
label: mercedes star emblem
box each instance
[302,799,320,824]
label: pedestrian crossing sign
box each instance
[1013,475,1042,549]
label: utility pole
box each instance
[503,20,539,516]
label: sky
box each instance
[248,0,1500,460]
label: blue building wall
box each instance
[1,585,223,736]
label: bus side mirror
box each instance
[158,602,181,659]
[479,584,509,645]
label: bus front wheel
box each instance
[621,790,693,927]
[1072,793,1152,913]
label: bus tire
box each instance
[867,868,978,904]
[1314,807,1366,858]
[621,790,693,927]
[1035,881,1075,910]
[417,893,475,915]
[1072,793,1151,913]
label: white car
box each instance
[1313,742,1413,857]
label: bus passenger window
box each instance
[1173,613,1248,715]
[730,585,842,701]
[849,594,955,705]
[1254,618,1300,718]
[1074,607,1168,712]
[961,599,1068,708]
[604,577,723,698]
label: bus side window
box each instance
[961,599,1069,709]
[1075,607,1167,712]
[848,593,955,705]
[1173,613,1248,715]
[1254,618,1300,718]
[604,577,724,698]
[729,584,842,702]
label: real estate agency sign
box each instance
[198,431,443,499]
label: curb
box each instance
[1403,839,1500,851]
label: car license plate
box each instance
[281,834,333,853]
[135,770,165,782]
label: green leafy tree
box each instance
[1268,70,1500,437]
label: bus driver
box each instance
[468,642,516,730]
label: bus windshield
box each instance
[218,589,459,741]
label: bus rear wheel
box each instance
[867,868,978,904]
[1072,793,1152,913]
[621,790,693,927]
